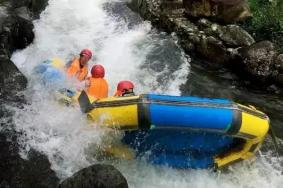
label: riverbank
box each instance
[129,0,283,92]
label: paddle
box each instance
[78,90,93,113]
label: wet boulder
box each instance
[217,25,255,47]
[0,15,34,54]
[59,164,128,188]
[183,0,251,23]
[0,2,35,96]
[0,133,60,188]
[197,19,255,47]
[0,58,27,101]
[10,0,49,18]
[238,41,279,82]
[0,14,34,98]
[196,36,228,63]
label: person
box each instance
[33,58,66,86]
[65,49,92,81]
[114,81,135,97]
[85,64,108,99]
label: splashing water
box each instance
[10,0,283,187]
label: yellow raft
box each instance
[69,91,270,169]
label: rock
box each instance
[128,0,162,24]
[277,74,283,85]
[197,20,254,47]
[276,54,283,73]
[10,0,49,18]
[267,84,280,94]
[0,1,58,188]
[0,132,60,188]
[14,6,32,20]
[196,36,228,63]
[0,6,9,33]
[238,41,278,80]
[183,0,251,23]
[217,25,255,47]
[0,15,34,55]
[0,14,33,100]
[0,57,27,103]
[215,0,251,23]
[59,164,128,188]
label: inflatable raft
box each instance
[33,59,270,169]
[78,91,270,169]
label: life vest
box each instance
[86,77,108,99]
[66,57,88,81]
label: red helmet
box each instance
[116,81,134,96]
[80,49,92,59]
[91,64,105,78]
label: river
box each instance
[10,0,283,187]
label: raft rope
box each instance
[89,97,268,120]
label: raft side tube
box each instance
[81,94,270,140]
[79,93,269,168]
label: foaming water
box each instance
[10,0,283,187]
[116,155,283,188]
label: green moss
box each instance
[242,0,283,52]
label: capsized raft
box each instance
[78,91,270,169]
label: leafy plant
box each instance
[243,0,283,52]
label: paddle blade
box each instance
[78,90,93,113]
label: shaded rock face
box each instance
[0,133,59,188]
[0,0,48,98]
[0,58,27,102]
[183,0,251,23]
[59,164,128,188]
[0,15,34,55]
[9,0,48,18]
[0,1,60,188]
[0,5,34,99]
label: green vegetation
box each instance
[243,0,283,52]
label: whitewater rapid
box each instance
[10,0,282,187]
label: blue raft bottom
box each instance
[122,130,237,169]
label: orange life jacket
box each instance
[66,57,88,81]
[86,77,108,99]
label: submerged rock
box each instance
[59,164,128,188]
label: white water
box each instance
[10,0,283,187]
